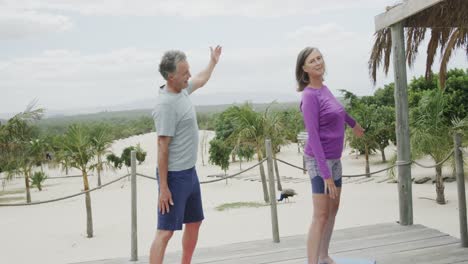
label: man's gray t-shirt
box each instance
[152,83,199,171]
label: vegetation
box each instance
[107,144,147,172]
[62,124,96,238]
[341,87,396,176]
[406,69,468,204]
[90,125,113,187]
[369,0,467,89]
[410,90,453,204]
[0,104,44,203]
[207,103,294,202]
[215,201,268,211]
[208,139,230,176]
[30,171,47,191]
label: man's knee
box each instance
[156,230,174,243]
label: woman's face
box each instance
[303,50,325,79]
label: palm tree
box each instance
[90,125,113,187]
[264,109,288,191]
[29,138,48,172]
[411,90,453,204]
[48,135,73,175]
[1,104,44,203]
[0,124,6,174]
[228,103,270,203]
[63,124,96,238]
[369,0,467,89]
[228,103,290,202]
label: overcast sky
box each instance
[1,0,466,116]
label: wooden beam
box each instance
[375,0,445,31]
[454,133,468,247]
[391,22,413,226]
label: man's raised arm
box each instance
[190,45,222,93]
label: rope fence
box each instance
[411,150,454,169]
[1,173,94,181]
[135,159,267,184]
[0,174,129,207]
[275,157,397,177]
[459,147,467,155]
[47,174,94,179]
[275,149,457,177]
[0,148,460,207]
[201,159,266,184]
[0,137,465,257]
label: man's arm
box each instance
[190,45,222,93]
[158,136,174,214]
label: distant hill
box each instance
[5,98,346,127]
[37,101,302,125]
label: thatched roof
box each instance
[369,0,467,89]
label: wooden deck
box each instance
[73,223,468,264]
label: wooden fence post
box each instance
[131,151,138,261]
[265,139,280,243]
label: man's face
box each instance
[169,61,191,91]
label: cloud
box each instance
[0,45,305,113]
[0,48,163,112]
[0,9,73,40]
[4,0,396,17]
[286,23,357,43]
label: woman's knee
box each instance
[313,210,330,226]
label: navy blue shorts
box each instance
[304,155,342,194]
[156,167,204,230]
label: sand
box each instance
[0,130,465,264]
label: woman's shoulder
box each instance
[302,87,323,100]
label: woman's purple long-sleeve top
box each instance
[301,85,356,179]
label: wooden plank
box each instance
[375,243,468,263]
[338,235,459,257]
[374,0,445,31]
[72,223,468,264]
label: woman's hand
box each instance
[353,123,365,138]
[324,178,337,199]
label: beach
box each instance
[0,130,465,264]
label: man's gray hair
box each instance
[159,50,187,80]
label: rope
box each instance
[200,159,266,184]
[48,174,94,179]
[0,174,130,207]
[275,158,306,172]
[275,148,456,177]
[275,157,397,178]
[342,165,397,177]
[459,147,467,155]
[411,150,454,169]
[136,173,155,180]
[1,174,94,180]
[135,159,267,184]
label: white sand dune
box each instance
[0,131,465,264]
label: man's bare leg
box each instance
[181,221,202,264]
[150,230,174,264]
